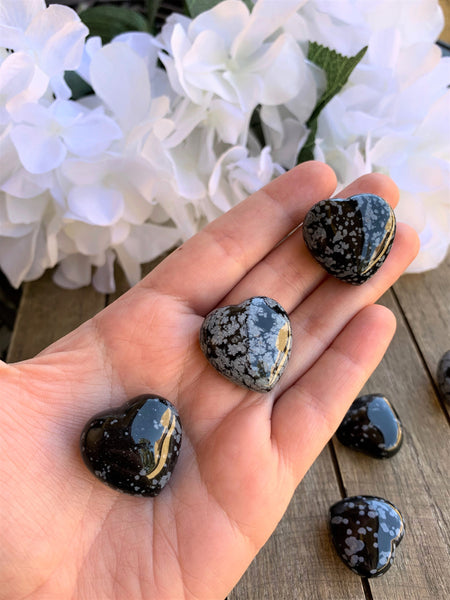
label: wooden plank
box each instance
[229,446,366,600]
[440,0,450,43]
[6,269,105,363]
[393,254,450,402]
[333,288,450,600]
[7,250,176,362]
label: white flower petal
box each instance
[189,0,248,46]
[61,158,108,185]
[0,226,39,287]
[64,109,122,157]
[110,221,131,245]
[53,254,92,288]
[232,0,307,59]
[92,248,116,293]
[119,185,153,225]
[122,222,180,263]
[0,0,45,50]
[115,244,141,287]
[209,99,247,144]
[0,0,45,29]
[76,35,102,85]
[67,185,124,226]
[257,35,304,105]
[1,167,51,199]
[26,5,88,73]
[6,193,48,224]
[63,221,110,255]
[10,123,66,174]
[0,52,34,101]
[90,42,151,131]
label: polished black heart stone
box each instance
[330,495,405,577]
[336,394,403,458]
[80,395,182,496]
[437,350,450,404]
[303,194,396,284]
[200,296,292,392]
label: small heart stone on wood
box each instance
[330,495,405,577]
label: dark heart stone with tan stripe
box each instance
[80,395,182,496]
[330,495,405,577]
[200,296,292,392]
[303,194,396,284]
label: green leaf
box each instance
[297,43,368,163]
[79,6,149,44]
[64,71,93,101]
[186,0,253,18]
[147,0,163,33]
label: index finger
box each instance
[140,161,337,315]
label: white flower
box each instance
[158,0,307,112]
[207,145,283,216]
[310,0,449,271]
[9,100,122,174]
[369,92,450,272]
[0,0,448,291]
[0,0,88,99]
[0,189,59,287]
[0,51,47,123]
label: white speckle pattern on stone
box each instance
[200,296,292,392]
[303,194,396,285]
[336,394,403,458]
[329,495,405,578]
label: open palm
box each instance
[0,162,418,600]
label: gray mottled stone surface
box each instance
[303,193,396,284]
[336,394,403,458]
[330,495,405,578]
[200,296,292,392]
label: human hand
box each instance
[0,162,419,600]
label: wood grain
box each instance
[333,286,450,600]
[393,256,450,401]
[6,269,105,363]
[229,446,366,600]
[440,0,450,43]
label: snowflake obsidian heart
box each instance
[303,194,396,284]
[200,296,292,392]
[80,395,182,496]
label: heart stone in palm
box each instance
[330,495,405,577]
[200,296,292,392]
[80,395,182,496]
[303,194,396,284]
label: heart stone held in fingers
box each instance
[80,395,182,496]
[200,296,292,392]
[303,194,396,284]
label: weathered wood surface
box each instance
[6,254,450,599]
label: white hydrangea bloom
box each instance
[0,0,88,98]
[0,0,448,291]
[158,0,308,114]
[309,0,450,271]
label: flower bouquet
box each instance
[0,0,448,292]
